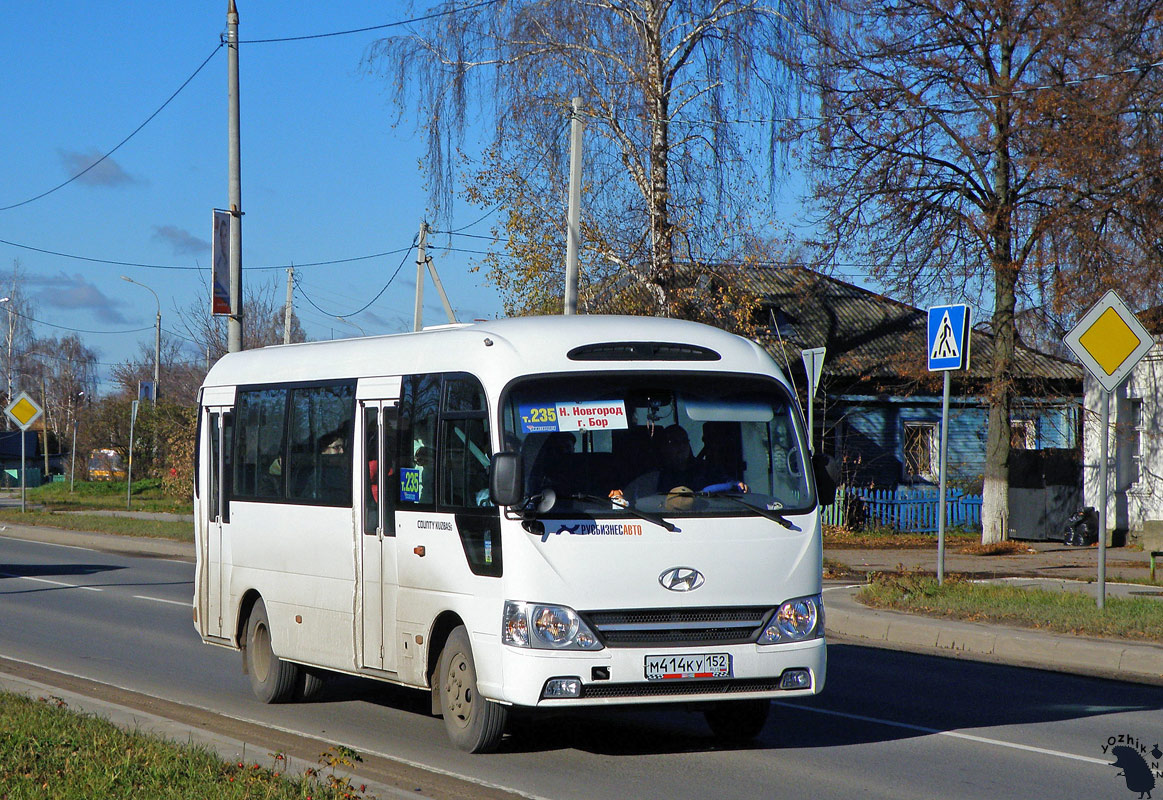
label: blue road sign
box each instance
[927,304,971,371]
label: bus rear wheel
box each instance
[703,699,771,742]
[245,598,299,704]
[437,626,508,753]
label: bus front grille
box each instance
[581,606,773,648]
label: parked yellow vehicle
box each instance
[88,449,127,481]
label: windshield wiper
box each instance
[695,488,799,530]
[565,492,682,533]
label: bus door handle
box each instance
[413,545,426,557]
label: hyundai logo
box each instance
[658,567,705,592]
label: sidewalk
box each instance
[824,541,1163,685]
[1,517,1159,684]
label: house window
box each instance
[903,422,937,481]
[1126,398,1144,486]
[1010,419,1036,450]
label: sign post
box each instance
[5,392,44,513]
[927,304,971,584]
[801,347,827,453]
[1064,289,1154,609]
[127,400,140,511]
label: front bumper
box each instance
[494,637,826,707]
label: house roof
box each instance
[731,267,1082,387]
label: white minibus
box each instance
[194,315,831,752]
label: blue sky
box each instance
[0,2,508,393]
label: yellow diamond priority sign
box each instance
[1064,290,1155,393]
[5,392,43,431]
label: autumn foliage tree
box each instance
[367,0,799,325]
[796,0,1163,541]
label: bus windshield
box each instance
[501,372,813,518]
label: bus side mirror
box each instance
[813,452,839,507]
[490,452,523,507]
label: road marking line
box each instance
[774,701,1110,766]
[0,572,101,591]
[133,595,189,607]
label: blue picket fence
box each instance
[821,486,983,533]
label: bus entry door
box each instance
[201,406,231,640]
[360,399,400,672]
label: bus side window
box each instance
[441,375,491,508]
[397,375,440,506]
[286,384,355,506]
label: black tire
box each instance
[437,626,508,753]
[703,699,771,742]
[297,668,326,701]
[245,599,300,704]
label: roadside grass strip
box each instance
[858,571,1163,642]
[824,526,980,549]
[0,509,192,542]
[20,479,188,514]
[0,692,372,800]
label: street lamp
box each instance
[121,276,160,403]
[335,316,366,337]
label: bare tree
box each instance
[2,260,38,423]
[173,278,307,367]
[110,338,205,404]
[368,0,798,319]
[797,0,1163,541]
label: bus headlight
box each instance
[759,595,822,644]
[502,601,603,650]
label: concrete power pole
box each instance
[413,221,428,331]
[564,97,585,315]
[284,267,294,344]
[226,0,244,352]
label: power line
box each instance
[293,240,417,318]
[5,306,153,336]
[0,237,415,272]
[0,44,223,214]
[238,0,501,44]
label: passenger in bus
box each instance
[414,445,434,503]
[528,431,577,493]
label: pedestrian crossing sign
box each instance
[927,304,971,371]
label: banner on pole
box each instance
[212,210,232,316]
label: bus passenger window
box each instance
[398,375,440,506]
[286,384,355,505]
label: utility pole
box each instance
[226,0,244,353]
[413,221,428,331]
[284,266,294,344]
[564,96,585,315]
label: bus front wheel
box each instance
[245,598,299,704]
[437,626,508,753]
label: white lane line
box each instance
[0,572,102,591]
[133,595,190,607]
[774,701,1110,766]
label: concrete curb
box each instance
[823,584,1163,685]
[0,524,195,561]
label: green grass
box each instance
[824,525,979,549]
[0,509,192,542]
[0,692,373,799]
[13,479,188,514]
[858,571,1163,641]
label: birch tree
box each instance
[368,0,799,320]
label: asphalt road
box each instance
[1,535,1160,800]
